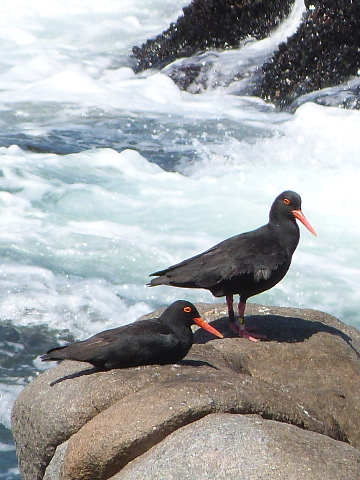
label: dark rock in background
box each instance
[132,0,294,72]
[257,0,360,108]
[132,0,360,109]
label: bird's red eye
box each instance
[283,198,291,205]
[184,306,192,313]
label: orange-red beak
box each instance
[194,317,223,338]
[292,210,317,236]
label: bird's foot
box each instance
[239,328,266,342]
[230,321,266,342]
[230,322,240,335]
[242,325,258,331]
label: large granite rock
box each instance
[116,414,360,480]
[11,303,360,480]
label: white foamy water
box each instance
[0,0,359,477]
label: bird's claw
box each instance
[230,322,266,342]
[239,329,266,342]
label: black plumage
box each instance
[41,300,223,370]
[149,191,316,341]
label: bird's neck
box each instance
[269,219,300,255]
[162,319,193,348]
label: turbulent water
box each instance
[0,0,359,477]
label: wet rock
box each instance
[257,0,360,108]
[132,0,294,72]
[132,0,360,109]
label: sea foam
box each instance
[0,1,359,476]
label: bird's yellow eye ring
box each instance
[283,198,291,205]
[184,306,192,313]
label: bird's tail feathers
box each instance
[148,276,170,287]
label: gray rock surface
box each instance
[11,303,360,480]
[115,413,360,480]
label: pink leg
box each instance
[238,300,266,342]
[227,295,239,334]
[226,294,235,322]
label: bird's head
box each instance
[162,300,223,338]
[271,191,317,236]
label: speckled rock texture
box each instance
[12,303,360,480]
[132,0,360,109]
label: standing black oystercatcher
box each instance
[41,300,223,370]
[149,191,317,342]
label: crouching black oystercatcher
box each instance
[149,191,317,342]
[41,300,223,370]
